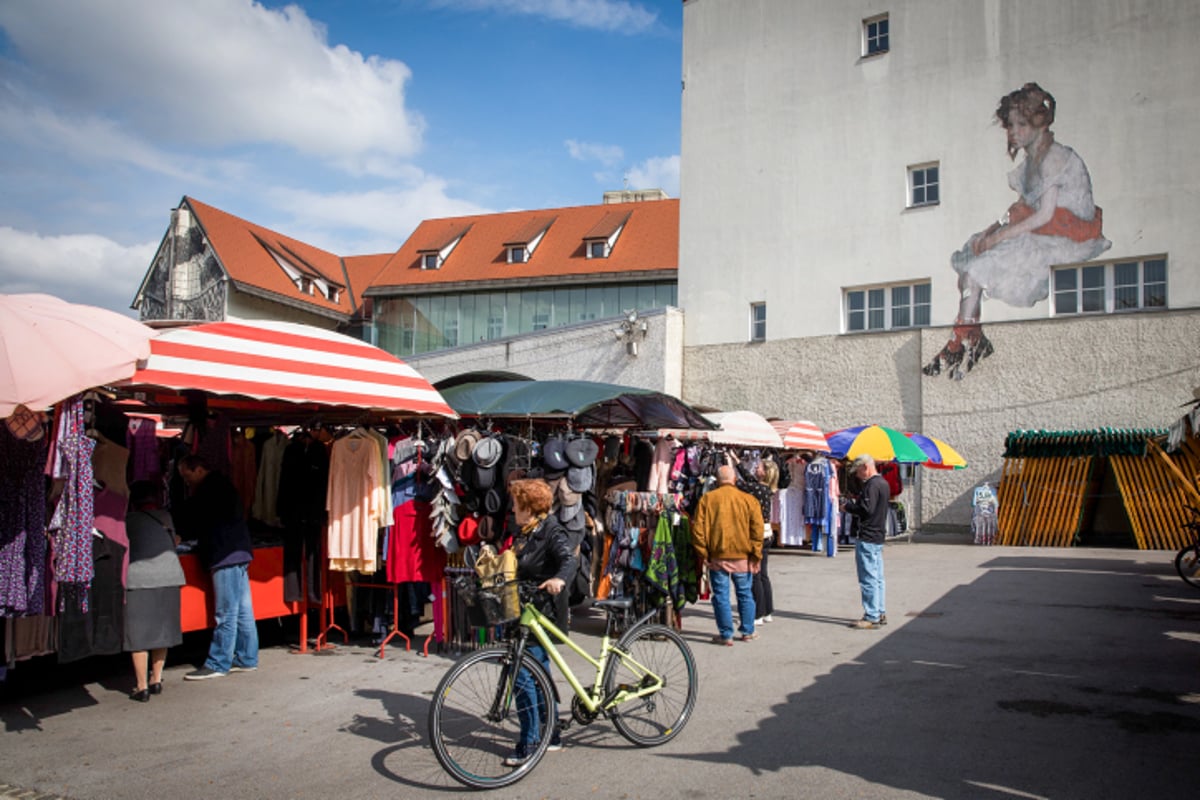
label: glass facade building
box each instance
[373,280,677,356]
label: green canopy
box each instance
[438,379,715,430]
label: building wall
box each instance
[407,306,684,397]
[680,0,1200,345]
[683,309,1200,529]
[678,0,1200,532]
[226,291,340,329]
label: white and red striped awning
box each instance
[659,410,783,448]
[124,320,456,418]
[769,419,832,452]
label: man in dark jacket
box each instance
[842,454,889,629]
[177,454,259,679]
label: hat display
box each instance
[543,436,568,471]
[566,463,594,493]
[473,436,503,468]
[477,514,498,543]
[565,437,599,467]
[484,487,503,514]
[473,461,497,490]
[454,429,483,463]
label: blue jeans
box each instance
[709,569,755,640]
[513,643,558,753]
[205,563,259,673]
[855,542,886,622]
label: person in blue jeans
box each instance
[692,464,763,645]
[177,455,259,679]
[842,454,889,629]
[505,478,576,767]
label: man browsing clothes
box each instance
[692,464,763,645]
[842,454,889,629]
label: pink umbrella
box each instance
[1,293,152,417]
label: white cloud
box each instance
[0,227,157,314]
[565,139,624,167]
[626,154,680,197]
[431,0,658,33]
[0,0,424,173]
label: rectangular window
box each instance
[1053,256,1169,316]
[509,246,526,264]
[863,14,889,56]
[588,241,607,259]
[908,163,939,207]
[750,302,766,342]
[422,253,438,270]
[845,280,932,332]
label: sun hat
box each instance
[565,437,599,467]
[454,429,483,463]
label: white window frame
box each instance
[1051,256,1168,316]
[863,13,890,57]
[844,280,932,332]
[908,162,939,208]
[749,302,766,342]
[508,246,527,264]
[587,240,608,259]
[421,253,440,270]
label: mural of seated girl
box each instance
[924,82,1111,380]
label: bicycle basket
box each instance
[463,576,521,627]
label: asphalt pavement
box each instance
[2,537,1199,800]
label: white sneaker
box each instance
[762,615,773,623]
[754,618,764,625]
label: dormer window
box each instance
[299,276,313,295]
[327,287,340,303]
[422,253,440,270]
[583,210,629,260]
[503,216,553,265]
[416,223,471,271]
[588,241,607,259]
[509,246,527,264]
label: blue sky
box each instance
[0,0,682,313]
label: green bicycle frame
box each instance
[517,601,664,714]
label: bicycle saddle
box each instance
[592,597,634,612]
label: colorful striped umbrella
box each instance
[769,419,832,452]
[825,424,930,463]
[905,432,967,469]
[123,320,457,417]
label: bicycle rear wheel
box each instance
[603,623,698,747]
[427,647,556,789]
[1176,545,1200,589]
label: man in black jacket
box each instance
[177,454,259,679]
[842,454,889,630]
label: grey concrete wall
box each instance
[407,306,683,395]
[682,308,1200,529]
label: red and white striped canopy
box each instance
[659,410,783,448]
[769,419,832,452]
[125,320,456,418]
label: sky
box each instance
[0,0,683,314]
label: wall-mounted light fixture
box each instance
[613,309,649,356]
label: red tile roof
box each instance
[185,197,358,316]
[366,199,678,293]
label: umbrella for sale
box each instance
[825,424,930,463]
[770,419,832,452]
[905,432,967,469]
[1,293,153,417]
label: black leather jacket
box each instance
[515,515,577,624]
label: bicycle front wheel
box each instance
[427,647,556,789]
[603,623,698,747]
[1176,545,1200,589]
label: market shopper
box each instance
[176,454,259,679]
[124,480,186,701]
[505,478,576,767]
[692,464,763,645]
[842,454,889,629]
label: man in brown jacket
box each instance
[692,464,763,645]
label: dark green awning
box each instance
[1003,428,1167,458]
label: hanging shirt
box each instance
[327,433,386,573]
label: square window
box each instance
[422,253,439,270]
[909,164,939,207]
[589,241,607,259]
[510,246,526,264]
[750,302,767,342]
[864,14,889,56]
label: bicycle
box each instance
[427,579,698,789]
[1173,506,1200,589]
